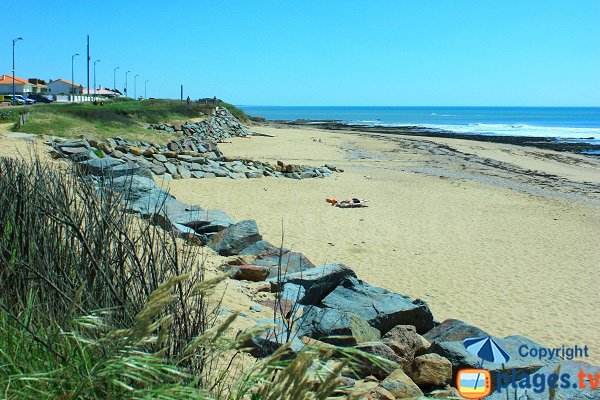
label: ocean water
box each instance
[238,106,600,143]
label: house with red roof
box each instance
[0,75,48,95]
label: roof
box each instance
[49,78,81,86]
[0,75,30,85]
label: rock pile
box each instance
[148,107,253,142]
[49,137,338,181]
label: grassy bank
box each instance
[0,156,370,399]
[12,99,211,143]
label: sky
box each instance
[2,1,599,106]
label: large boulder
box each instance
[380,369,423,398]
[297,306,381,346]
[79,158,150,178]
[485,360,600,400]
[243,319,304,358]
[407,353,452,387]
[321,277,434,335]
[209,220,262,256]
[271,263,357,305]
[239,240,315,278]
[423,318,487,342]
[104,175,174,216]
[160,200,234,234]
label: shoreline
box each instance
[259,119,600,156]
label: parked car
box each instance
[27,93,53,103]
[1,95,25,105]
[15,95,36,104]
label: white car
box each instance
[15,95,36,104]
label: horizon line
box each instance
[236,104,600,108]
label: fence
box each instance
[16,112,30,129]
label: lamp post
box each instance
[134,74,139,100]
[93,59,100,99]
[125,70,131,98]
[12,37,23,106]
[144,80,149,99]
[113,66,120,94]
[71,53,79,101]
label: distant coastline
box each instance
[239,106,600,155]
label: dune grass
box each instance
[0,155,373,399]
[13,99,209,143]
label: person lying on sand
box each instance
[325,198,369,208]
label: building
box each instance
[47,78,83,95]
[0,75,47,94]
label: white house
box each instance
[47,78,83,95]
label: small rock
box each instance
[380,369,423,399]
[128,146,142,156]
[407,353,452,387]
[231,265,270,282]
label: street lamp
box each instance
[134,74,139,100]
[113,66,120,94]
[93,59,101,99]
[71,53,79,101]
[125,70,131,98]
[12,37,23,106]
[144,80,149,99]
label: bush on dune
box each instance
[0,155,368,399]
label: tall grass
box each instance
[0,154,367,399]
[14,99,207,141]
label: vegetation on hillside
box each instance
[10,99,207,142]
[0,156,372,399]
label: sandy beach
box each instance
[2,120,599,364]
[162,124,600,363]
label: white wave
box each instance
[420,123,600,140]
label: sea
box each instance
[237,106,600,147]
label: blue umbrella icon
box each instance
[463,336,511,365]
[463,336,511,393]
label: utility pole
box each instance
[134,74,139,99]
[144,80,149,99]
[125,70,131,98]
[180,84,183,103]
[113,67,119,93]
[71,53,79,101]
[12,37,23,106]
[93,59,101,99]
[86,35,90,97]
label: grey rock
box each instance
[164,162,178,175]
[152,153,168,163]
[424,318,488,343]
[190,171,205,179]
[150,163,167,175]
[208,220,263,256]
[321,277,434,334]
[297,306,381,346]
[178,165,191,179]
[79,159,149,178]
[272,263,357,306]
[280,283,306,302]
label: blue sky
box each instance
[2,1,599,106]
